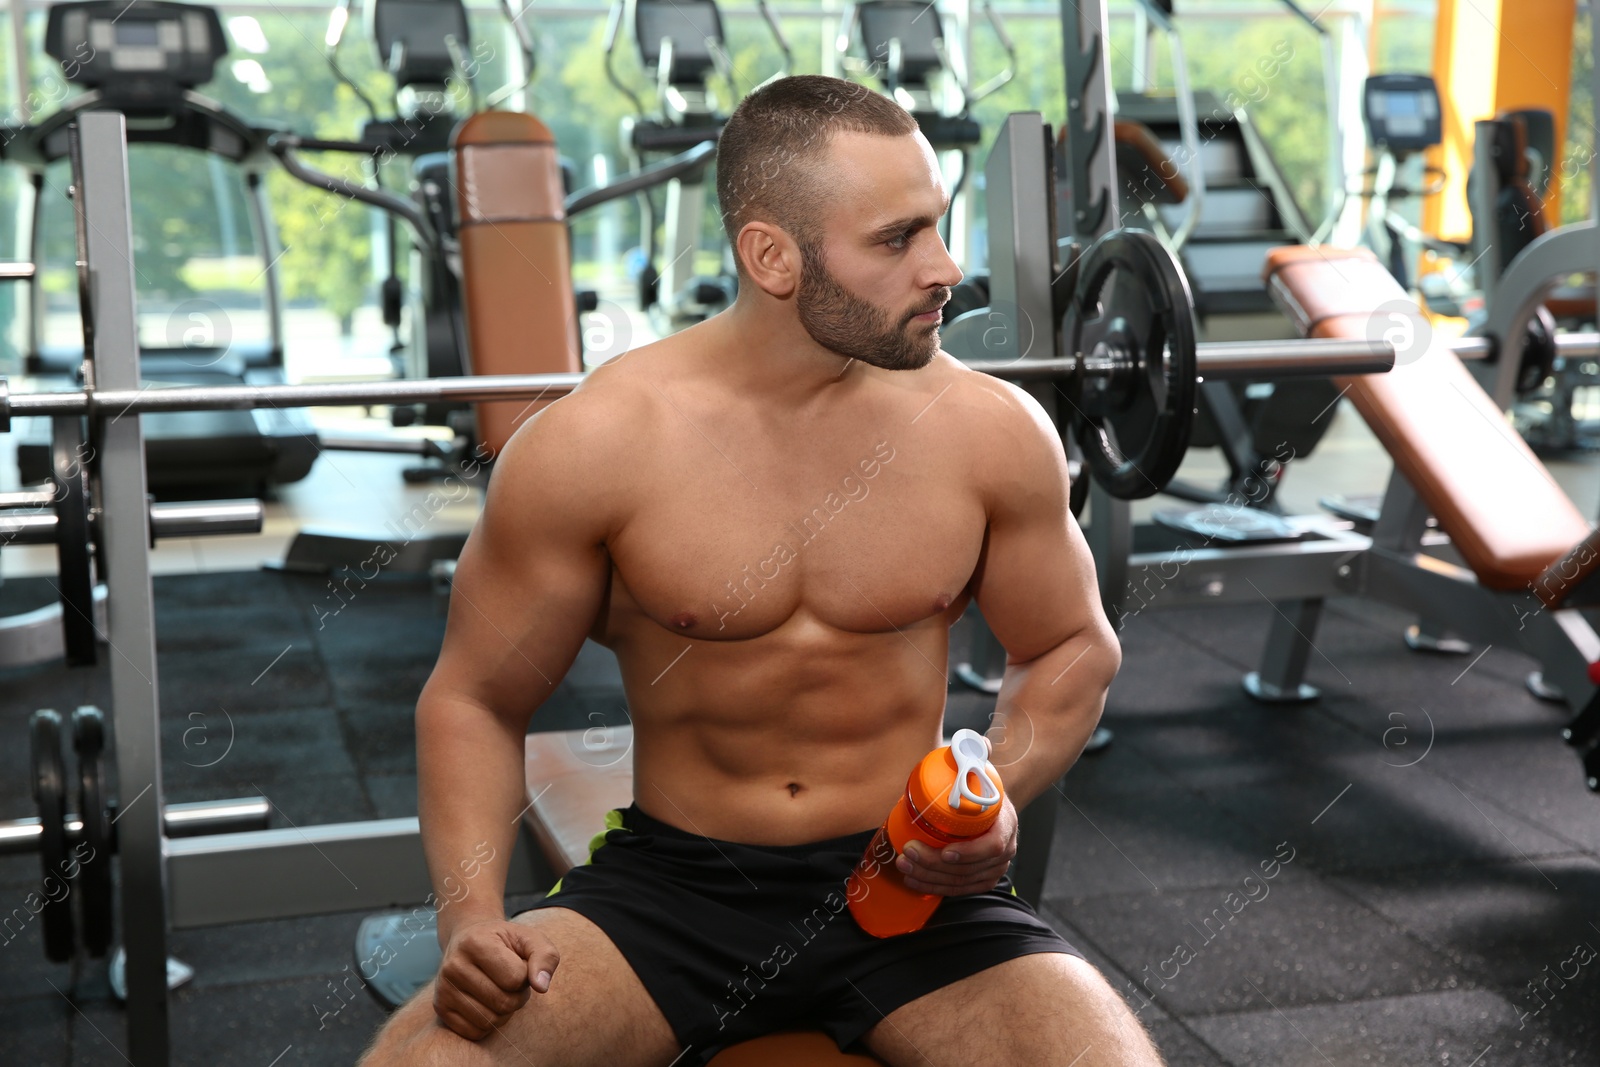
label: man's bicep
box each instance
[970,397,1114,666]
[426,407,616,723]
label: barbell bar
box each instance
[10,328,1588,433]
[0,796,273,857]
[0,489,60,509]
[0,339,1394,429]
[1455,335,1557,361]
[0,499,264,547]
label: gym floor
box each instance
[2,396,1600,1065]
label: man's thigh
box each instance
[861,952,1165,1067]
[359,907,684,1067]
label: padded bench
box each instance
[1262,246,1600,607]
[523,728,884,1065]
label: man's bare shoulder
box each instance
[919,351,1070,510]
[926,350,1060,442]
[499,339,677,456]
[484,339,684,536]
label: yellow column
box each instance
[1490,0,1575,219]
[1422,0,1577,241]
[1422,0,1501,242]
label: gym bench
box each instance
[1262,245,1600,782]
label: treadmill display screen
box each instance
[1363,74,1442,153]
[376,0,471,63]
[115,20,162,46]
[637,0,722,65]
[44,1,227,91]
[1380,92,1425,137]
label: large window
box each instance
[1564,9,1593,225]
[1,0,1540,373]
[34,147,273,364]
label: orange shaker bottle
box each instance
[847,729,1005,938]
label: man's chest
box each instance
[606,435,988,638]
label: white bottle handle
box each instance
[946,729,1001,812]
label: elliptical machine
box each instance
[604,0,792,335]
[836,0,1014,262]
[1343,75,1565,428]
[321,0,547,475]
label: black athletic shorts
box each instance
[513,802,1081,1062]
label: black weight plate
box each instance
[30,709,76,962]
[1066,435,1089,520]
[52,415,96,667]
[1062,230,1198,499]
[1520,306,1558,395]
[73,707,113,957]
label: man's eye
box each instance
[886,231,912,250]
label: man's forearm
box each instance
[416,694,531,944]
[983,626,1119,811]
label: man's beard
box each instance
[795,241,949,371]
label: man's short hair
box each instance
[715,75,918,275]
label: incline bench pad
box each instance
[1262,246,1590,592]
[455,111,583,459]
[522,728,634,874]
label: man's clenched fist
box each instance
[434,920,562,1040]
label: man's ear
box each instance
[738,221,802,298]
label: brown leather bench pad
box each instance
[522,727,634,876]
[454,111,583,458]
[1262,246,1590,591]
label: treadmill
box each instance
[2,1,319,495]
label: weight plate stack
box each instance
[73,706,114,957]
[29,709,76,962]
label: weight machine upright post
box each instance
[1057,0,1117,244]
[1057,0,1133,625]
[981,113,1056,369]
[79,112,172,1065]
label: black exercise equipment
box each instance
[1062,230,1198,499]
[1462,106,1598,449]
[0,413,266,665]
[839,0,1013,251]
[30,710,75,962]
[840,0,1014,153]
[328,0,540,386]
[1104,1,1329,514]
[22,706,114,961]
[3,0,321,496]
[74,707,115,958]
[1362,74,1443,158]
[12,705,271,964]
[51,415,95,665]
[604,0,790,332]
[1351,72,1451,290]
